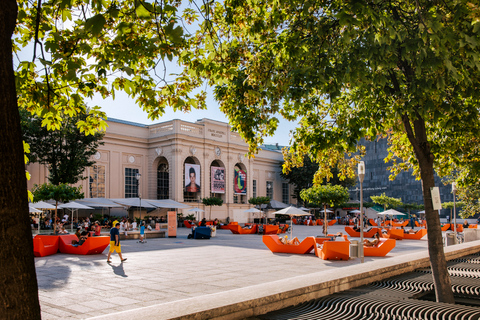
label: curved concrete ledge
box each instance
[88,240,480,320]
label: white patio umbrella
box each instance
[244,207,262,223]
[378,209,406,216]
[31,201,56,233]
[274,206,312,238]
[188,207,205,220]
[29,204,42,213]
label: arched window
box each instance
[157,162,169,199]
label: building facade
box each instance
[27,118,295,222]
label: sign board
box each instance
[211,166,225,193]
[430,187,442,210]
[167,211,177,238]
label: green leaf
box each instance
[85,14,106,36]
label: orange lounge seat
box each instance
[363,238,396,257]
[369,219,378,226]
[314,239,350,260]
[383,228,404,240]
[456,225,464,232]
[469,224,478,229]
[392,221,409,227]
[441,224,451,231]
[183,220,196,228]
[316,220,323,226]
[344,226,381,238]
[263,225,280,235]
[219,222,238,230]
[58,235,110,255]
[263,235,316,254]
[276,224,289,234]
[292,218,298,225]
[33,235,59,257]
[328,220,337,226]
[403,228,427,240]
[229,224,258,234]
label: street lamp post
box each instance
[452,182,457,243]
[358,161,365,263]
[136,173,142,220]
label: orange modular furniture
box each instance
[415,221,427,228]
[263,225,279,235]
[363,239,396,257]
[58,235,110,255]
[263,235,317,254]
[344,226,381,238]
[33,235,59,257]
[469,224,478,229]
[304,220,315,226]
[403,228,427,240]
[441,224,451,231]
[314,239,350,260]
[328,220,337,226]
[383,228,404,240]
[292,219,298,225]
[316,220,323,226]
[219,222,238,230]
[229,224,258,234]
[369,219,378,226]
[392,221,409,227]
[456,225,464,232]
[183,220,196,228]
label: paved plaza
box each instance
[34,224,479,319]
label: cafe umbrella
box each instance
[273,206,312,239]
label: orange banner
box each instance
[168,211,177,238]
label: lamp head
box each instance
[135,173,141,181]
[358,161,365,182]
[452,182,457,193]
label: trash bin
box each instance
[445,232,456,246]
[350,240,358,258]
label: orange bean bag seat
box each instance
[263,235,317,254]
[229,224,258,234]
[403,228,427,240]
[344,226,381,238]
[363,238,396,257]
[383,228,404,240]
[33,235,59,257]
[314,239,350,260]
[58,235,110,255]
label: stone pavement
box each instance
[34,224,480,320]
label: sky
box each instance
[89,90,299,147]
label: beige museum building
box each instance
[27,118,296,223]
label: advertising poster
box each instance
[211,166,225,193]
[185,164,200,192]
[234,167,247,195]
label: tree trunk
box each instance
[0,1,42,318]
[402,113,455,303]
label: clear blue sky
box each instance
[89,90,299,146]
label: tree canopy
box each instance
[187,0,480,303]
[21,109,103,185]
[371,193,403,211]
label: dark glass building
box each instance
[350,137,454,217]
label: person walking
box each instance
[107,223,127,263]
[139,222,145,243]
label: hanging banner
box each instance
[185,164,200,192]
[234,167,247,195]
[167,211,177,238]
[211,166,225,194]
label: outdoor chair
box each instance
[58,235,110,255]
[314,239,350,260]
[263,235,317,254]
[363,238,396,257]
[33,235,59,257]
[403,228,427,240]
